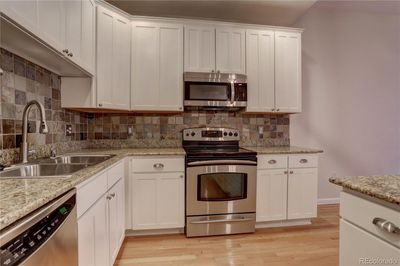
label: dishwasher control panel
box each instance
[0,196,75,266]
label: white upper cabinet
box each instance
[81,0,96,73]
[37,0,66,51]
[131,21,183,111]
[275,31,302,113]
[0,1,38,34]
[216,27,246,74]
[184,25,215,72]
[246,29,275,112]
[97,6,131,110]
[65,0,82,63]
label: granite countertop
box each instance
[0,148,185,230]
[0,145,321,230]
[329,175,400,206]
[245,146,323,154]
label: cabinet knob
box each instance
[284,171,288,174]
[98,103,103,107]
[268,159,277,164]
[110,193,116,198]
[289,170,294,174]
[180,175,184,178]
[299,159,308,164]
[67,52,73,57]
[276,108,280,111]
[271,108,275,111]
[106,195,112,200]
[153,163,164,169]
[62,49,69,53]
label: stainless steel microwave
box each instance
[184,72,247,109]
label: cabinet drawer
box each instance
[340,192,400,248]
[132,156,184,173]
[108,160,124,188]
[340,219,400,266]
[257,155,287,169]
[289,154,318,168]
[77,171,108,218]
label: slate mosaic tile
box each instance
[14,56,26,77]
[15,90,26,105]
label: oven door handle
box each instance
[230,80,235,103]
[190,217,255,224]
[187,160,257,166]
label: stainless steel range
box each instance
[183,127,257,237]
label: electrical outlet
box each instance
[65,124,72,136]
[258,126,264,139]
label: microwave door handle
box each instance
[230,81,235,103]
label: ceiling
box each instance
[106,0,318,26]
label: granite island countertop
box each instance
[329,175,400,206]
[0,148,185,230]
[244,146,323,154]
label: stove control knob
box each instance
[223,132,228,136]
[228,132,233,136]
[186,133,189,137]
[234,132,238,137]
[191,132,195,137]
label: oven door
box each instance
[186,160,256,216]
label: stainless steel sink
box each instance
[38,154,114,165]
[0,164,89,178]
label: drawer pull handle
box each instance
[299,159,308,164]
[153,163,164,169]
[268,159,277,164]
[372,217,400,234]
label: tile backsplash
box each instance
[0,48,89,165]
[85,112,290,149]
[1,48,290,165]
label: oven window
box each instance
[197,173,247,201]
[188,84,229,100]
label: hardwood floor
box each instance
[115,205,339,266]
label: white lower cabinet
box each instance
[340,220,400,266]
[130,156,185,230]
[78,195,109,266]
[256,169,287,222]
[77,160,125,266]
[256,154,318,223]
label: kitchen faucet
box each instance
[21,100,49,163]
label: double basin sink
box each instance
[0,155,114,179]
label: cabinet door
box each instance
[37,0,65,51]
[78,196,109,266]
[287,168,318,219]
[108,179,125,265]
[275,31,302,113]
[131,21,183,111]
[131,173,158,229]
[256,169,287,222]
[96,6,114,109]
[0,1,38,34]
[340,220,400,266]
[131,172,184,229]
[216,27,246,74]
[246,30,275,113]
[81,0,95,74]
[131,22,159,110]
[157,172,185,228]
[184,25,215,72]
[112,15,131,110]
[65,0,82,64]
[158,24,183,111]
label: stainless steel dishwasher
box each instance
[0,189,77,266]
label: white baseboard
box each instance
[318,197,340,205]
